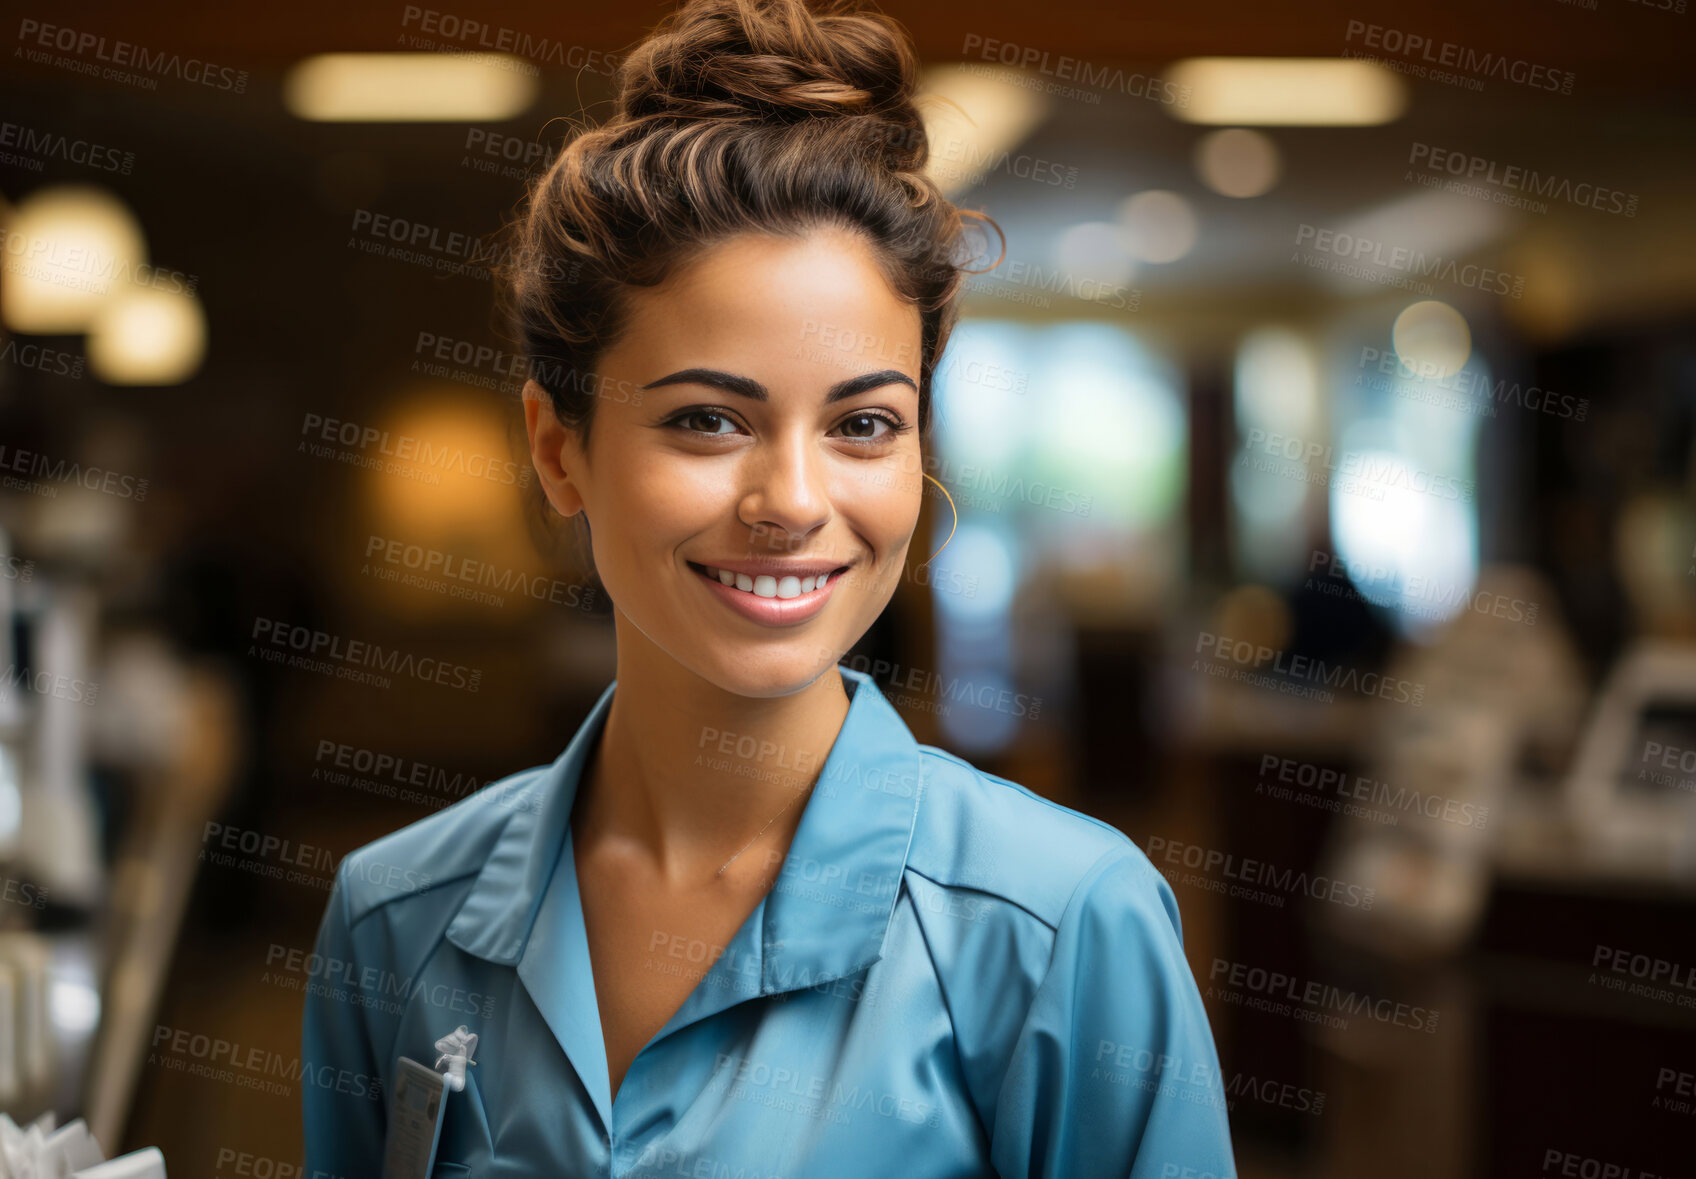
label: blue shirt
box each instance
[301,666,1237,1178]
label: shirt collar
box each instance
[444,664,924,989]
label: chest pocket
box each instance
[429,1065,493,1175]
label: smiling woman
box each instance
[300,1,1236,1177]
[524,226,928,689]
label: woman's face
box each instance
[524,225,925,698]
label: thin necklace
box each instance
[714,783,813,878]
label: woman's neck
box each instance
[572,631,852,887]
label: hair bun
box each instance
[618,0,922,137]
[506,0,991,448]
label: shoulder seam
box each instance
[336,773,541,930]
[916,744,1135,847]
[343,862,485,932]
[1034,844,1128,981]
[901,862,1062,934]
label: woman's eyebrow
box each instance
[640,367,917,403]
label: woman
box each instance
[301,0,1237,1175]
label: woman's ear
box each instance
[522,379,587,519]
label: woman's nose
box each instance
[737,434,830,546]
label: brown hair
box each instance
[500,0,998,448]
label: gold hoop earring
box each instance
[917,472,958,567]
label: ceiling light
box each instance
[1165,58,1407,126]
[88,286,206,385]
[285,53,539,122]
[1392,300,1472,381]
[1,186,146,334]
[1116,190,1198,264]
[1195,128,1281,198]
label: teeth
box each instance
[700,565,837,599]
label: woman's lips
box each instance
[686,561,851,627]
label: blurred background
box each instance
[1,0,1694,1175]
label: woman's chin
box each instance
[690,645,847,699]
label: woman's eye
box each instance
[835,413,899,442]
[674,410,741,436]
